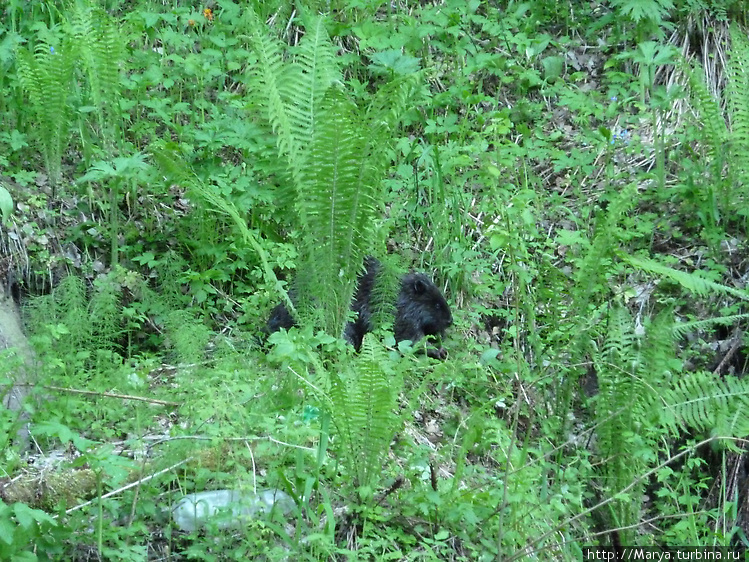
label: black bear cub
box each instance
[267,257,452,358]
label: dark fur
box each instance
[266,257,452,356]
[342,256,380,351]
[393,272,452,347]
[266,301,295,333]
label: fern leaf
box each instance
[365,72,423,144]
[67,3,124,143]
[16,39,75,186]
[727,25,749,188]
[328,337,400,488]
[300,85,395,334]
[575,183,638,303]
[592,305,681,543]
[243,9,420,338]
[671,313,749,337]
[246,12,340,187]
[658,371,749,437]
[621,254,749,300]
[246,16,300,164]
[290,13,341,140]
[685,63,726,163]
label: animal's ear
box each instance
[411,277,428,294]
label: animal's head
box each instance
[400,273,453,336]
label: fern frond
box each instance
[356,337,400,485]
[293,88,375,333]
[575,183,638,303]
[328,336,400,488]
[621,254,749,300]
[657,371,749,438]
[365,72,423,144]
[671,313,749,337]
[246,15,299,163]
[368,256,403,327]
[16,38,75,186]
[640,310,679,379]
[593,305,680,542]
[291,12,340,136]
[246,12,340,187]
[243,9,420,338]
[685,62,726,162]
[66,2,124,144]
[727,24,749,188]
[591,303,749,544]
[602,305,635,366]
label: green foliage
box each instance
[590,303,749,544]
[327,337,402,491]
[593,306,675,542]
[0,182,13,224]
[14,1,126,190]
[245,9,421,337]
[150,144,292,315]
[726,25,749,209]
[679,24,749,236]
[163,310,211,364]
[27,274,105,354]
[366,255,402,328]
[575,183,638,304]
[686,64,727,165]
[79,153,149,265]
[660,371,749,437]
[610,0,675,41]
[16,35,76,188]
[0,500,61,561]
[25,267,170,368]
[5,0,749,558]
[66,1,125,150]
[623,254,749,300]
[246,12,339,174]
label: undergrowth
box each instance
[2,0,749,560]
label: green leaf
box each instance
[622,254,749,300]
[480,348,500,365]
[611,0,673,24]
[541,55,564,81]
[368,49,421,76]
[32,421,95,451]
[12,503,57,529]
[133,251,158,267]
[555,229,590,248]
[7,130,28,151]
[0,517,14,545]
[0,184,13,224]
